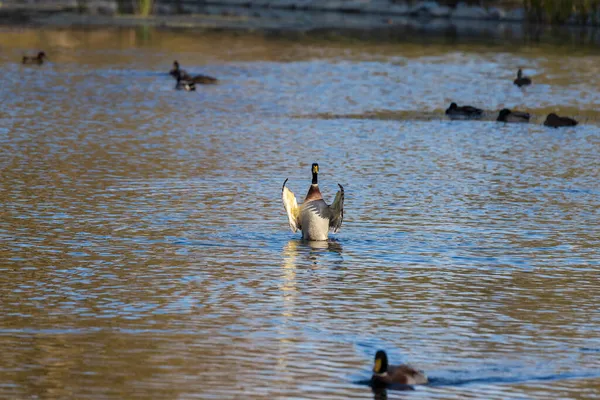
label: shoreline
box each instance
[1,3,600,46]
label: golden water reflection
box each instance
[1,26,599,400]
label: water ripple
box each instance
[0,29,599,399]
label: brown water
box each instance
[1,28,600,399]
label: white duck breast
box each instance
[282,163,344,241]
[300,199,332,241]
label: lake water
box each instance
[1,27,599,399]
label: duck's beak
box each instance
[373,359,381,373]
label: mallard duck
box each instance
[513,68,531,87]
[497,108,530,123]
[22,51,47,65]
[544,113,578,128]
[445,102,483,119]
[170,61,218,84]
[371,350,428,386]
[282,163,344,241]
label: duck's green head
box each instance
[373,350,389,374]
[311,163,319,184]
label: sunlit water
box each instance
[1,28,599,399]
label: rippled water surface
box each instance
[1,28,600,399]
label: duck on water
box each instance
[497,108,530,123]
[282,163,344,241]
[22,51,47,65]
[544,113,578,127]
[513,68,532,87]
[445,102,483,119]
[169,60,218,84]
[371,350,428,386]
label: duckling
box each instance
[170,61,218,84]
[445,102,483,119]
[513,68,531,87]
[22,51,47,65]
[282,163,344,241]
[497,108,530,123]
[372,350,428,386]
[544,113,578,128]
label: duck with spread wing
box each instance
[282,163,344,241]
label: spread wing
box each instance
[282,179,301,233]
[328,183,344,233]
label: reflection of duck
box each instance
[497,108,530,123]
[282,241,299,295]
[371,386,389,399]
[513,68,531,87]
[282,239,343,269]
[283,240,300,271]
[305,239,343,254]
[170,60,218,84]
[445,102,483,119]
[284,239,343,256]
[22,51,47,65]
[282,163,344,241]
[372,350,428,386]
[544,113,578,128]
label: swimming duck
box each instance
[544,113,578,128]
[282,163,344,241]
[372,350,428,386]
[497,108,530,123]
[445,102,483,119]
[170,61,218,84]
[513,68,531,87]
[22,51,47,65]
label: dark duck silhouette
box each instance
[175,73,196,91]
[170,60,217,84]
[497,108,530,123]
[169,60,182,78]
[445,102,483,119]
[22,51,47,65]
[544,113,578,128]
[513,68,532,87]
[371,350,428,386]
